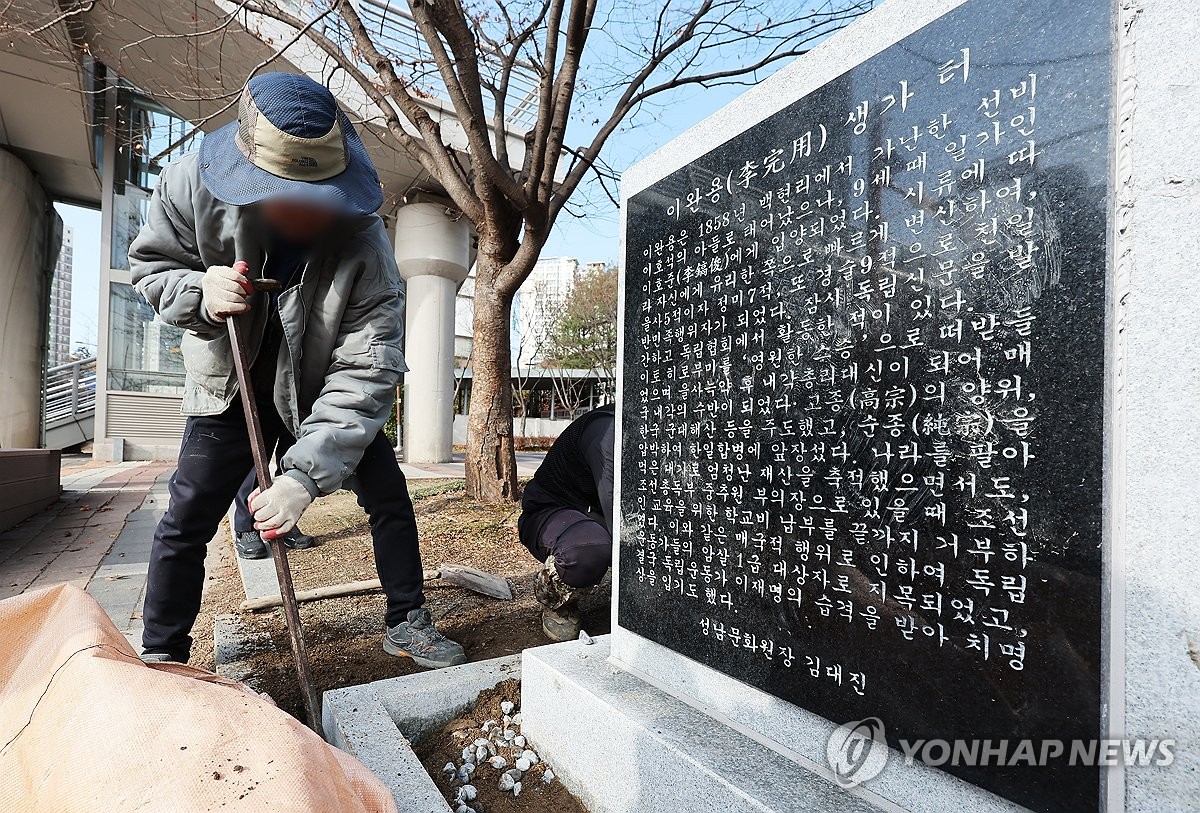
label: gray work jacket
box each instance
[129,152,407,497]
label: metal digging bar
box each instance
[227,277,322,729]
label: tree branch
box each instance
[535,0,596,205]
[407,0,530,212]
[547,2,874,227]
[257,0,485,221]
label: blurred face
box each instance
[259,198,339,243]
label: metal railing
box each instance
[286,0,543,132]
[43,356,97,430]
[358,0,541,131]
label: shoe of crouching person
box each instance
[234,528,317,559]
[534,555,592,643]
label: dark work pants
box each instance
[142,398,425,661]
[518,507,612,588]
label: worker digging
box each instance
[131,73,468,680]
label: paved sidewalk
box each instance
[85,469,173,649]
[400,451,544,480]
[0,460,173,649]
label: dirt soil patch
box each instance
[416,678,589,813]
[194,479,611,724]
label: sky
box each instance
[539,81,750,265]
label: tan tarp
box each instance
[0,584,397,813]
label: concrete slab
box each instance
[213,612,275,688]
[223,498,284,603]
[324,686,450,813]
[233,543,283,603]
[369,654,521,737]
[321,654,521,813]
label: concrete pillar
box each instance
[394,202,470,463]
[0,149,54,449]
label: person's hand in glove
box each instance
[248,476,314,539]
[202,260,254,322]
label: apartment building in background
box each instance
[48,224,73,365]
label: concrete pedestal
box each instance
[321,654,522,813]
[394,202,470,464]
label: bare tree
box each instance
[6,0,873,501]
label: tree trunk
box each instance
[465,265,519,502]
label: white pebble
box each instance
[473,738,489,748]
[579,630,594,645]
[522,749,538,764]
[456,785,478,803]
[455,806,469,813]
[511,713,523,725]
[513,780,523,797]
[542,769,555,784]
[505,767,524,781]
[503,728,517,741]
[513,735,526,748]
[500,701,515,715]
[488,755,507,770]
[515,757,532,772]
[457,764,474,782]
[498,773,516,792]
[442,762,456,776]
[481,720,493,732]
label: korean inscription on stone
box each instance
[619,2,1111,810]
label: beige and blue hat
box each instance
[199,72,384,216]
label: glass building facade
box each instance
[94,81,202,458]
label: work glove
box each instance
[248,476,314,539]
[202,260,254,322]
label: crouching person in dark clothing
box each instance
[518,404,615,641]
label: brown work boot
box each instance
[542,606,582,642]
[535,556,591,642]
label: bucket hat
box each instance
[198,72,384,215]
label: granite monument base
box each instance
[523,637,893,813]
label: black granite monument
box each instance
[619,1,1113,810]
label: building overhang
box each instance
[73,0,536,217]
[0,0,101,204]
